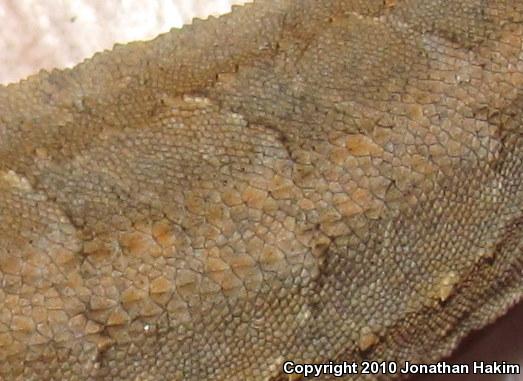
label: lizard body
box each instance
[0,1,521,380]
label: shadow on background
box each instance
[411,302,523,381]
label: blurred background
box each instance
[0,1,521,380]
[0,0,246,84]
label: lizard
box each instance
[0,0,521,380]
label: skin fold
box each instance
[0,1,522,380]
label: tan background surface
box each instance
[0,1,521,380]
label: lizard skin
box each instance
[0,0,522,380]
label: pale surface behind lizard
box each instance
[3,0,520,378]
[0,0,248,85]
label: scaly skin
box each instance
[0,1,521,380]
